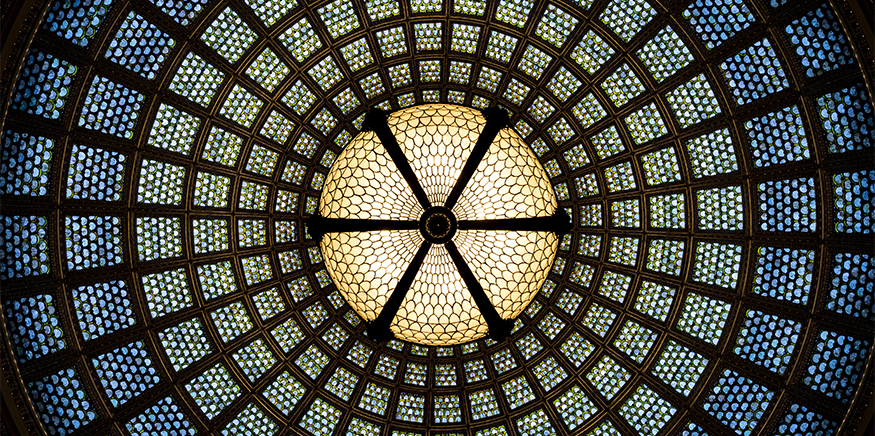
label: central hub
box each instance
[419,206,457,244]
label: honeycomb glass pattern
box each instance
[11,51,76,119]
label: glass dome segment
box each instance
[315,104,565,345]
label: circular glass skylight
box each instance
[0,0,872,435]
[315,104,564,345]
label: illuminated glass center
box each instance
[313,104,568,346]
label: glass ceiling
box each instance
[1,0,872,435]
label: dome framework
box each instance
[0,0,873,435]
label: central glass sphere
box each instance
[317,104,560,345]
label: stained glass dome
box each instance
[1,0,873,435]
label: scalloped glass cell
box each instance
[11,50,76,119]
[519,45,552,80]
[264,370,305,416]
[827,253,873,320]
[485,31,517,63]
[159,317,212,372]
[319,0,360,39]
[367,0,401,21]
[816,84,873,153]
[65,145,125,200]
[608,236,638,266]
[311,108,337,136]
[261,110,295,144]
[73,280,135,341]
[43,0,111,46]
[667,74,721,128]
[414,22,443,51]
[221,84,264,128]
[652,340,708,396]
[553,384,596,431]
[197,261,237,300]
[79,76,144,138]
[1,131,54,197]
[720,38,789,105]
[246,0,298,27]
[758,177,817,232]
[105,12,175,79]
[677,291,731,345]
[647,239,684,275]
[157,0,209,26]
[202,7,257,64]
[733,310,800,374]
[212,301,253,342]
[745,105,809,167]
[702,369,774,434]
[238,219,267,247]
[686,128,738,178]
[246,48,290,93]
[635,281,675,322]
[752,247,813,305]
[28,367,97,435]
[772,403,838,436]
[246,144,279,176]
[455,0,485,15]
[641,147,681,186]
[193,172,229,208]
[92,340,159,407]
[683,0,755,49]
[185,363,241,419]
[626,102,668,145]
[233,338,276,382]
[469,388,500,419]
[359,382,390,415]
[64,215,123,270]
[168,52,224,107]
[697,185,742,231]
[300,398,342,434]
[611,199,639,228]
[693,242,741,289]
[602,64,645,107]
[223,403,278,436]
[614,320,657,363]
[587,354,630,400]
[573,93,607,130]
[604,161,636,192]
[396,392,425,422]
[4,294,65,362]
[803,330,871,403]
[571,29,614,75]
[503,376,535,409]
[832,171,874,233]
[341,37,375,71]
[517,409,557,435]
[2,215,50,280]
[126,396,196,436]
[148,104,200,155]
[619,384,676,435]
[638,26,693,83]
[785,5,853,78]
[142,268,191,318]
[434,395,462,423]
[280,18,322,63]
[600,0,656,42]
[451,24,481,53]
[136,216,182,261]
[536,4,578,48]
[137,159,185,205]
[495,0,533,28]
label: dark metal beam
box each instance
[363,108,432,210]
[366,242,431,342]
[306,215,418,240]
[444,240,515,341]
[443,107,509,211]
[458,208,572,236]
